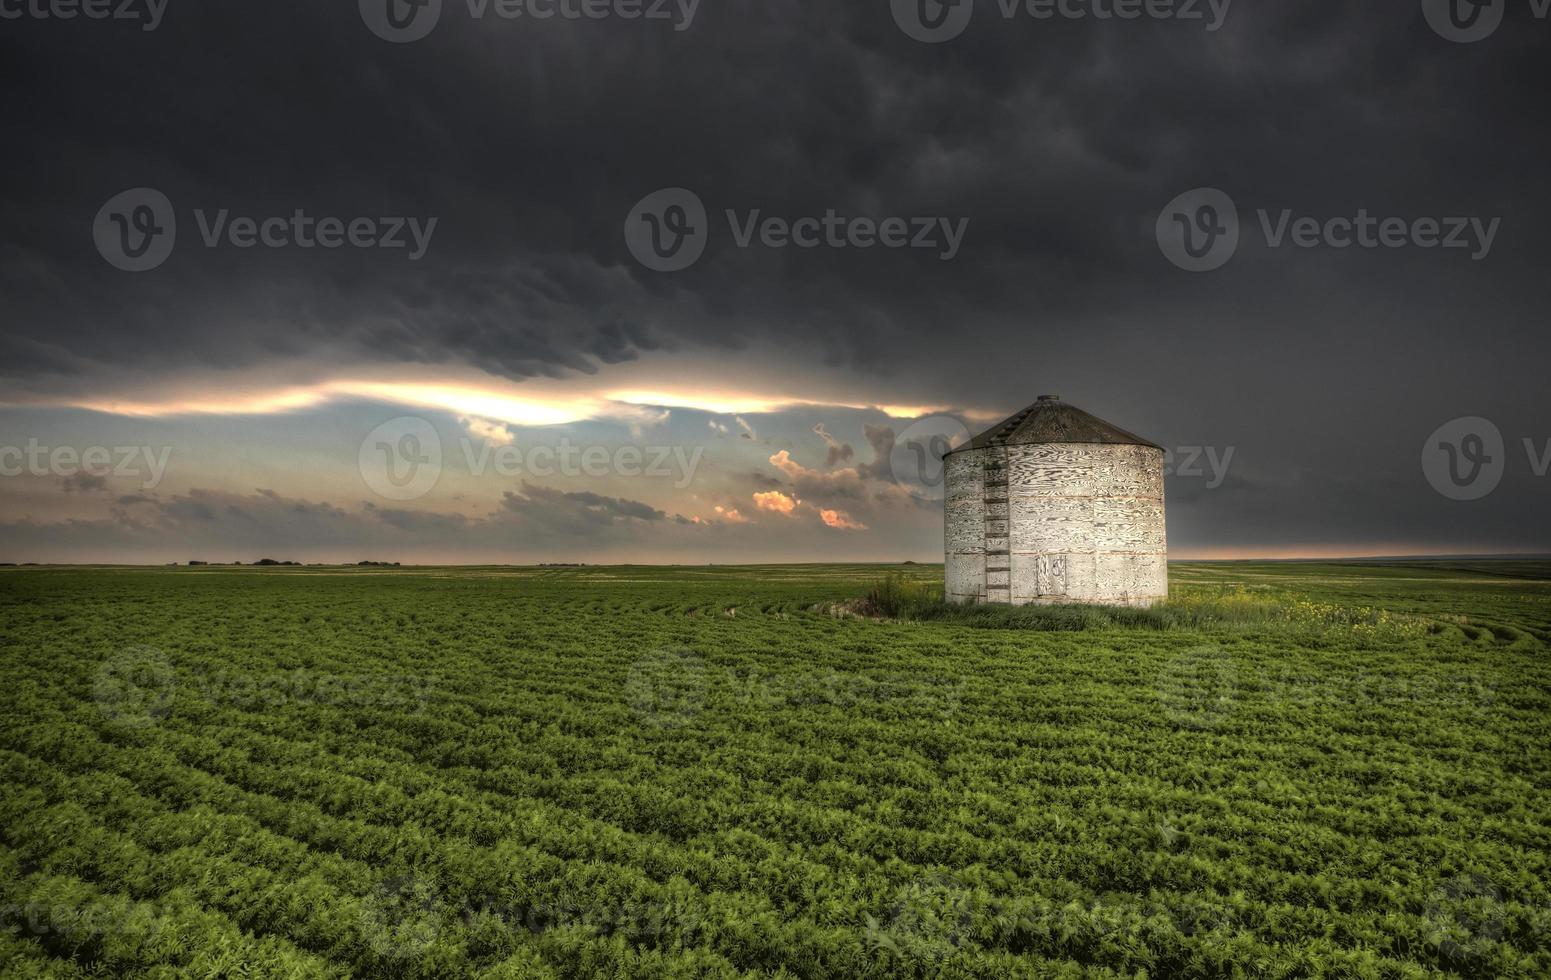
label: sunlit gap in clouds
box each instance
[49,373,978,429]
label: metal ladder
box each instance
[982,446,1011,604]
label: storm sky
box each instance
[2,0,1548,564]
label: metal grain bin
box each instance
[944,396,1167,607]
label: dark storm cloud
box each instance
[1,0,1541,389]
[2,0,1549,552]
[504,483,668,525]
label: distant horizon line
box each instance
[3,552,1549,569]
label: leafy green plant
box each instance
[860,572,944,618]
[0,562,1546,977]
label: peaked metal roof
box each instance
[949,396,1163,454]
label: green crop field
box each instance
[2,562,1549,978]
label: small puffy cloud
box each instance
[625,408,671,440]
[768,450,868,502]
[768,450,804,481]
[60,472,109,493]
[820,508,867,531]
[753,490,798,516]
[462,416,515,446]
[813,423,854,468]
[735,416,757,440]
[713,505,748,524]
[857,424,896,481]
[709,420,730,436]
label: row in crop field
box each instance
[2,565,1549,977]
